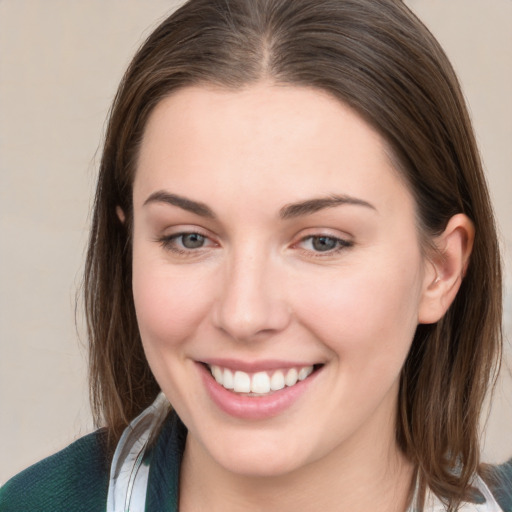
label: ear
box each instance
[418,213,474,324]
[116,206,126,224]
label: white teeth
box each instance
[270,371,285,391]
[233,371,251,393]
[212,365,223,384]
[251,372,271,394]
[223,368,234,389]
[208,364,315,395]
[285,368,298,387]
[298,366,313,381]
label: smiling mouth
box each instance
[205,364,321,396]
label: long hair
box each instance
[84,1,502,508]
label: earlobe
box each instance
[418,214,474,324]
[116,206,126,224]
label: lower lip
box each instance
[198,363,320,420]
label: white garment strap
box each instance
[417,474,504,512]
[106,393,171,512]
[471,474,504,512]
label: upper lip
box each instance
[200,358,321,373]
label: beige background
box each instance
[0,0,510,485]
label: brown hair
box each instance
[84,0,502,508]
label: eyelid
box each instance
[291,229,354,256]
[156,225,219,254]
[292,227,353,244]
[158,224,214,239]
[298,235,352,249]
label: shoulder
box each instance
[0,430,110,512]
[480,458,512,512]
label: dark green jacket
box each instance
[1,413,511,511]
[0,413,186,511]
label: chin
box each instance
[201,429,314,478]
[218,450,304,478]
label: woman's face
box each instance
[131,83,434,477]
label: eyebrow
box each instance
[143,190,376,220]
[143,191,216,218]
[279,194,377,219]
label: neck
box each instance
[179,420,415,512]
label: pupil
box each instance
[182,233,205,249]
[312,236,336,252]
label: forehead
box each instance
[133,83,412,217]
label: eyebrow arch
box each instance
[143,190,216,218]
[280,194,376,219]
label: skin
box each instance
[128,83,473,512]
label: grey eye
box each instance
[311,236,338,252]
[181,233,206,249]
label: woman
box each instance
[0,0,510,510]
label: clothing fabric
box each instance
[1,394,511,511]
[0,428,111,511]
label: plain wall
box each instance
[0,0,511,484]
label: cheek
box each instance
[292,254,424,365]
[131,250,213,348]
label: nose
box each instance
[212,247,291,342]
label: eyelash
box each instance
[295,235,354,256]
[157,231,353,257]
[157,231,214,254]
